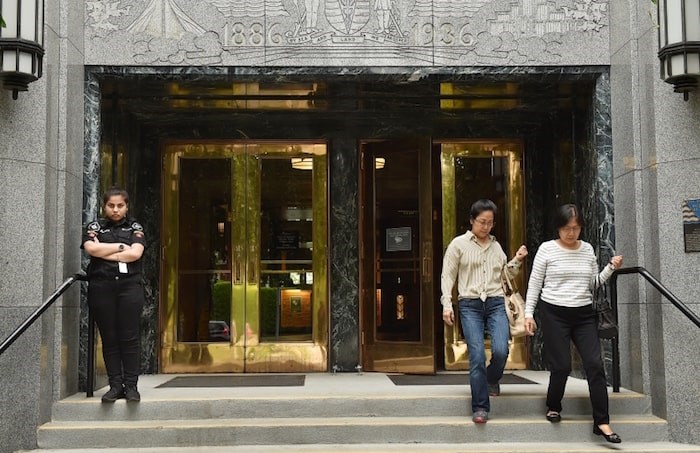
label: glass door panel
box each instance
[361,139,435,374]
[374,151,421,342]
[259,158,314,341]
[161,142,328,373]
[439,141,527,371]
[177,158,232,343]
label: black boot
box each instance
[124,385,141,402]
[101,385,124,403]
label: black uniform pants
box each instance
[87,276,145,387]
[540,301,610,426]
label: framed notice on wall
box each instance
[682,199,700,253]
[386,227,412,252]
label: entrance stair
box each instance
[23,371,700,452]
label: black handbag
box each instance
[593,283,618,339]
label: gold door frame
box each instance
[438,140,527,370]
[160,141,328,373]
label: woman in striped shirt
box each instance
[524,204,623,443]
[441,199,528,424]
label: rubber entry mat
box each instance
[157,375,306,388]
[388,373,535,386]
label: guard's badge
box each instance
[87,221,100,233]
[132,222,144,237]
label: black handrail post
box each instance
[609,271,621,392]
[87,310,95,398]
[607,266,700,395]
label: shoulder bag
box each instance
[500,265,528,338]
[593,283,618,339]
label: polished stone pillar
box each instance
[79,71,103,390]
[328,138,360,371]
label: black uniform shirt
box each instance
[82,217,145,280]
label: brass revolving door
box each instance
[161,142,328,372]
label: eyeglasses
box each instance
[473,219,494,227]
[560,226,581,233]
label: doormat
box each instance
[156,375,306,388]
[388,373,535,386]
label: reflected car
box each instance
[208,320,231,341]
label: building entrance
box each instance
[360,139,527,373]
[160,142,328,372]
[92,74,598,376]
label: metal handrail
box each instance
[608,266,700,392]
[0,273,94,395]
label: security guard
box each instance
[82,186,145,403]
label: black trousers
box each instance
[540,301,610,425]
[87,276,144,387]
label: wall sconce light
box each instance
[375,157,385,169]
[0,0,45,99]
[657,0,700,100]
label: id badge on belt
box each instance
[118,262,128,273]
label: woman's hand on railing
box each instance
[610,255,623,270]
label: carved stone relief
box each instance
[85,0,609,66]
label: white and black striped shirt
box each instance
[525,239,614,317]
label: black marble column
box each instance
[79,72,102,390]
[592,70,616,380]
[593,70,615,263]
[329,139,360,371]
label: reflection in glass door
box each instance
[161,142,328,373]
[439,141,527,370]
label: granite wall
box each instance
[0,1,85,451]
[610,0,700,445]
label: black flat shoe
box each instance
[545,411,561,423]
[593,425,622,443]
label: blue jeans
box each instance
[458,296,510,413]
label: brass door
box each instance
[439,141,527,370]
[360,139,436,374]
[160,142,328,372]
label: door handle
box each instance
[249,244,257,285]
[249,259,257,285]
[422,242,431,280]
[233,246,243,285]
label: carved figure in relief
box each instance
[304,0,321,33]
[289,0,321,35]
[374,0,395,35]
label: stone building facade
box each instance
[0,0,698,451]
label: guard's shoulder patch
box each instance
[86,221,101,232]
[131,222,144,232]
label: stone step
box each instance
[18,443,700,453]
[51,393,653,421]
[37,415,668,449]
